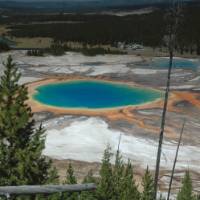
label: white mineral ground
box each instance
[0,51,163,76]
[0,51,200,193]
[43,117,200,172]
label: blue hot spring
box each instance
[152,58,199,69]
[33,80,161,109]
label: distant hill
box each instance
[0,0,199,13]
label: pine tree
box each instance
[83,170,96,184]
[112,149,124,200]
[97,146,141,200]
[177,171,195,200]
[65,163,77,185]
[120,160,140,200]
[97,145,114,200]
[141,167,154,200]
[36,167,60,200]
[80,170,97,200]
[62,163,78,200]
[0,56,54,188]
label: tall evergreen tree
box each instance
[141,167,154,200]
[112,149,124,200]
[65,163,77,185]
[97,146,141,200]
[120,160,140,200]
[80,170,97,200]
[62,163,78,200]
[97,145,113,200]
[177,171,195,200]
[0,56,54,188]
[83,170,96,185]
[36,168,60,200]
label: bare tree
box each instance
[154,0,182,199]
[167,120,186,200]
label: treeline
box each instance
[5,4,200,54]
[44,146,200,200]
[176,5,200,55]
[7,11,166,48]
[63,45,126,56]
[27,49,44,56]
[0,13,122,25]
[0,55,199,199]
[26,42,125,57]
[0,41,10,52]
[54,146,200,200]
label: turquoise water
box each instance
[33,80,161,109]
[152,58,199,69]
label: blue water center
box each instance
[152,58,199,69]
[33,80,161,109]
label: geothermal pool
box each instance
[33,80,161,109]
[152,58,199,69]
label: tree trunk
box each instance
[167,120,186,200]
[154,47,173,199]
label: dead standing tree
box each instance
[154,0,182,199]
[167,120,186,200]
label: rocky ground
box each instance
[0,50,200,194]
